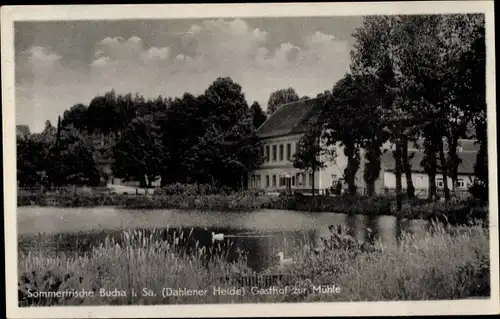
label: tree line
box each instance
[292,14,487,204]
[17,14,487,204]
[16,77,311,190]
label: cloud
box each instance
[16,20,352,132]
[27,46,61,63]
[91,36,170,68]
[180,18,268,72]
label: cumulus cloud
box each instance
[16,19,352,132]
[27,46,62,63]
[181,18,268,72]
[91,36,170,69]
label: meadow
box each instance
[18,223,490,306]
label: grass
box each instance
[18,224,490,306]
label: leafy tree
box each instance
[267,87,299,115]
[350,16,411,206]
[190,77,262,189]
[292,119,328,196]
[87,90,118,136]
[17,133,47,186]
[250,101,267,129]
[115,93,137,138]
[160,93,205,185]
[323,74,373,196]
[46,125,100,186]
[61,104,88,131]
[113,115,163,187]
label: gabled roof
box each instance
[381,149,477,175]
[256,96,327,139]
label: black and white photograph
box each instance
[2,2,499,317]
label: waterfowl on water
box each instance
[211,232,224,243]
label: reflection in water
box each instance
[17,207,428,272]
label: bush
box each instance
[469,181,488,203]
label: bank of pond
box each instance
[17,191,488,226]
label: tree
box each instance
[17,133,47,186]
[323,74,373,196]
[250,101,267,129]
[160,93,204,185]
[61,104,88,131]
[113,115,163,187]
[292,119,328,197]
[185,77,263,189]
[267,87,299,115]
[46,125,100,186]
[350,16,410,206]
[87,90,118,136]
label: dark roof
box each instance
[381,149,477,175]
[256,96,327,138]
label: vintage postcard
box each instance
[2,1,499,318]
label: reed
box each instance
[18,224,490,305]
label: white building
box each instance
[248,97,479,197]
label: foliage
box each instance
[267,87,300,115]
[292,119,329,195]
[324,74,381,195]
[347,14,486,203]
[250,101,267,129]
[185,77,263,189]
[112,115,163,187]
[45,126,101,186]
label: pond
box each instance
[17,207,429,272]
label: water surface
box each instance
[17,207,428,272]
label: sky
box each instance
[14,17,364,132]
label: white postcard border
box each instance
[2,2,498,318]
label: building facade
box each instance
[248,96,367,194]
[248,97,479,197]
[379,139,478,197]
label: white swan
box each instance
[211,232,224,243]
[277,251,293,268]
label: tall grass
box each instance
[18,224,490,306]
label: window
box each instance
[260,146,264,158]
[272,175,277,187]
[457,179,465,189]
[279,144,284,161]
[292,176,295,186]
[266,175,270,187]
[257,175,261,188]
[279,176,285,187]
[309,173,313,186]
[265,146,270,162]
[436,178,444,188]
[272,145,277,162]
[286,143,291,160]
